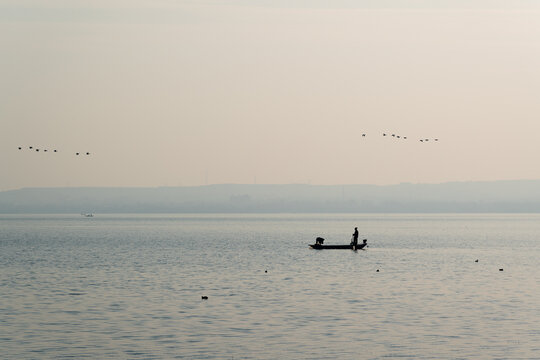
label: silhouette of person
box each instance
[352,227,359,247]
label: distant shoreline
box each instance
[3,181,540,213]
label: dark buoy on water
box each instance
[265,270,267,273]
[376,269,379,272]
[201,296,208,300]
[499,268,504,271]
[475,259,479,263]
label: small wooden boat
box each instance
[310,240,367,250]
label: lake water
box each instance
[1,214,539,359]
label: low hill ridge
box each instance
[2,180,540,213]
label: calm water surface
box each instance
[1,214,539,359]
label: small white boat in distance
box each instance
[81,213,94,217]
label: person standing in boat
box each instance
[352,227,359,247]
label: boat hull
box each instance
[309,243,367,250]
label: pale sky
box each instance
[1,1,540,190]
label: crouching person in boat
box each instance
[315,237,325,245]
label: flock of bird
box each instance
[360,132,439,142]
[16,131,437,157]
[17,146,91,156]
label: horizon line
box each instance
[4,178,540,192]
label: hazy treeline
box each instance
[2,181,540,213]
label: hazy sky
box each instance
[2,1,540,190]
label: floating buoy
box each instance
[376,269,379,272]
[265,270,267,273]
[499,269,503,271]
[475,259,479,263]
[201,296,208,300]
